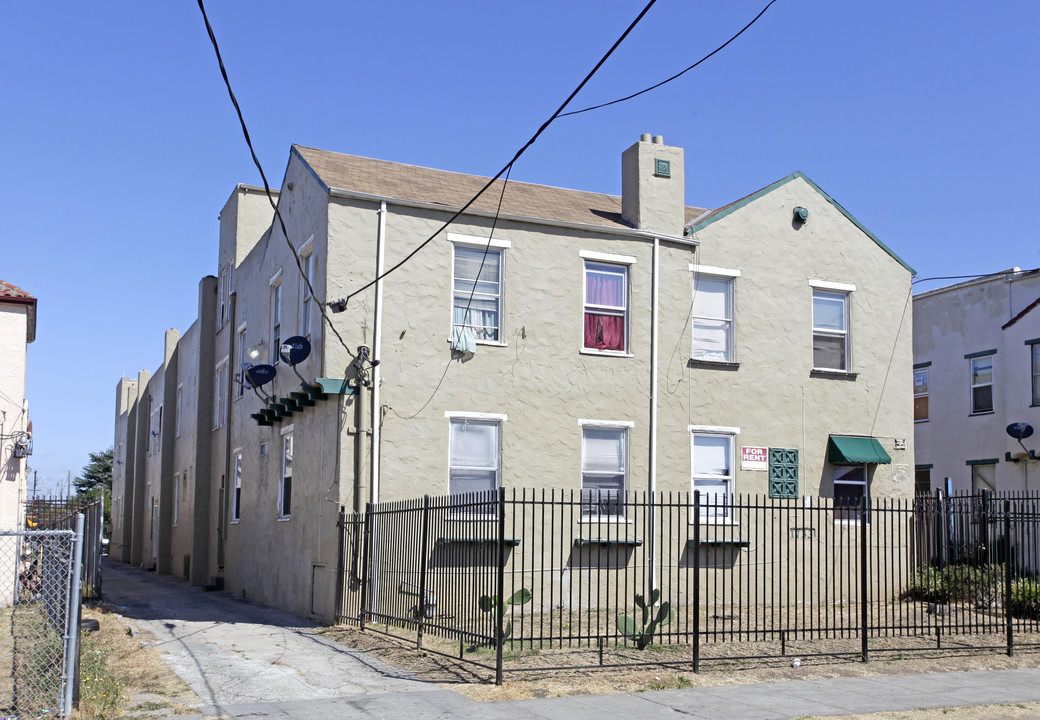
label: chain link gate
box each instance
[0,526,82,719]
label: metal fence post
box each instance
[416,495,431,650]
[1004,498,1014,657]
[62,513,85,717]
[860,496,869,663]
[359,503,373,631]
[692,491,701,673]
[494,486,507,686]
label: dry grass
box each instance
[72,606,197,719]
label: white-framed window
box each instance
[834,465,868,521]
[150,405,163,454]
[260,442,269,457]
[175,385,183,437]
[218,263,230,329]
[452,242,504,343]
[970,354,994,414]
[971,463,996,493]
[812,289,850,371]
[214,359,229,429]
[173,472,180,526]
[300,252,315,338]
[691,429,736,521]
[583,259,629,353]
[580,422,629,520]
[691,269,737,362]
[231,451,242,523]
[270,274,282,365]
[447,414,502,499]
[1032,343,1040,407]
[279,428,293,520]
[236,325,247,399]
[913,367,929,422]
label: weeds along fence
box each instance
[336,489,1040,681]
[27,497,103,601]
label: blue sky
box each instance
[3,1,1038,494]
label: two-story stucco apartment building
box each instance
[913,268,1040,494]
[0,280,36,532]
[112,135,916,621]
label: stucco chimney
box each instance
[621,134,685,236]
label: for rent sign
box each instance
[741,446,768,471]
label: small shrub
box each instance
[903,564,1003,605]
[1007,578,1040,620]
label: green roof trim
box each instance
[828,435,892,465]
[966,458,1001,466]
[1025,337,1040,346]
[913,361,932,369]
[313,378,356,395]
[916,464,934,470]
[687,171,916,276]
[964,349,997,360]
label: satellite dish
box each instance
[246,364,277,387]
[279,336,311,365]
[1007,423,1034,440]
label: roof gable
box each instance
[0,279,36,343]
[686,171,915,276]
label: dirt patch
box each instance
[318,624,1040,704]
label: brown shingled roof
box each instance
[293,145,709,232]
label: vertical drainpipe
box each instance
[371,202,386,506]
[649,237,660,592]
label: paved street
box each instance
[106,560,1040,719]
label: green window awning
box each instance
[828,436,891,465]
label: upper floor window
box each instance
[1030,342,1040,407]
[812,288,850,371]
[236,325,247,399]
[175,385,183,437]
[580,423,629,520]
[453,244,503,343]
[232,451,243,523]
[691,268,737,362]
[214,359,229,429]
[279,429,293,519]
[300,252,315,338]
[583,260,629,353]
[270,277,282,365]
[691,429,736,521]
[218,261,233,329]
[969,354,994,414]
[913,367,929,422]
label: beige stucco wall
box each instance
[0,304,30,532]
[914,272,1040,492]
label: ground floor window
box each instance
[692,432,734,520]
[232,452,243,522]
[834,465,867,520]
[279,432,293,519]
[581,425,628,519]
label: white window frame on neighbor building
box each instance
[1031,341,1040,407]
[176,384,183,437]
[968,352,995,415]
[810,280,855,372]
[581,251,635,356]
[834,465,868,522]
[913,366,929,422]
[690,426,738,522]
[446,412,504,510]
[214,358,229,429]
[579,420,632,521]
[449,233,509,345]
[270,270,283,365]
[231,450,242,523]
[279,426,293,520]
[218,260,233,329]
[236,323,247,399]
[173,472,180,526]
[690,265,739,363]
[150,405,163,454]
[299,236,315,338]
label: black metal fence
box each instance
[26,496,104,601]
[336,489,1040,681]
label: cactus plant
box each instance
[478,587,533,642]
[617,588,673,650]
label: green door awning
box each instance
[828,436,891,465]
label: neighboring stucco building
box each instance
[0,280,36,532]
[913,268,1040,494]
[113,135,916,621]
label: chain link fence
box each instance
[0,528,80,718]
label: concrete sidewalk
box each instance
[158,667,1040,719]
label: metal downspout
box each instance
[649,237,660,592]
[372,202,386,506]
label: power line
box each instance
[912,268,1039,286]
[559,0,778,118]
[330,0,659,310]
[196,0,356,360]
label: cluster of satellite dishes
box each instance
[241,335,311,402]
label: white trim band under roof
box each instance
[327,187,698,247]
[689,264,741,277]
[580,250,638,265]
[809,279,856,292]
[689,425,741,434]
[578,419,636,428]
[448,232,511,249]
[444,411,508,422]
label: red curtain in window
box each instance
[584,313,624,351]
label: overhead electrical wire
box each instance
[196,0,356,360]
[330,0,659,309]
[559,0,778,118]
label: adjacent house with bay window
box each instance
[113,134,916,621]
[913,268,1040,494]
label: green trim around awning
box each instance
[828,436,892,465]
